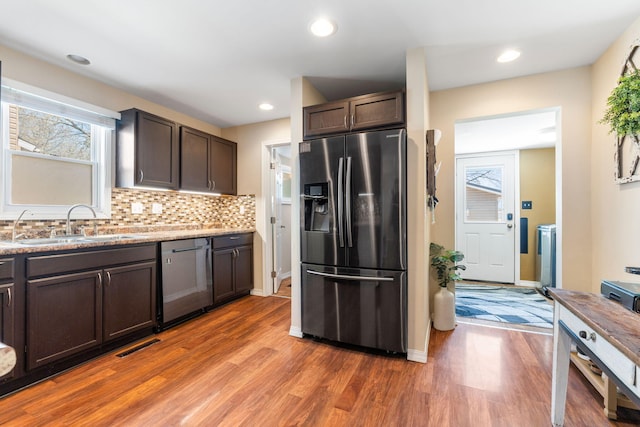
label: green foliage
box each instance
[601,71,640,136]
[430,242,466,288]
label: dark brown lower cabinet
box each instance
[0,283,15,381]
[212,234,253,305]
[25,245,157,371]
[103,262,156,342]
[27,271,102,370]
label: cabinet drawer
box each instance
[560,306,636,386]
[213,234,252,249]
[0,259,14,281]
[27,244,157,278]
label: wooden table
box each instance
[550,289,640,426]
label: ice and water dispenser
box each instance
[303,183,330,232]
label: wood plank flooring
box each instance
[1,296,639,426]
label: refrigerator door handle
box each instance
[398,128,406,270]
[307,269,394,282]
[345,156,353,247]
[337,157,345,247]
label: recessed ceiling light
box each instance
[497,50,521,63]
[259,103,274,111]
[66,54,91,65]
[310,18,337,37]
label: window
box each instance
[464,166,504,222]
[0,79,120,220]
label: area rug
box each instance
[454,283,553,329]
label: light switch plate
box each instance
[239,205,245,215]
[131,202,144,214]
[152,203,163,214]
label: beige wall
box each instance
[406,48,431,361]
[0,45,222,136]
[519,148,556,281]
[591,16,640,291]
[222,118,291,295]
[430,67,592,292]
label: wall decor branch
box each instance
[602,41,640,184]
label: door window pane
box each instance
[464,166,504,222]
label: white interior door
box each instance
[456,154,516,283]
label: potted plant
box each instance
[430,242,466,331]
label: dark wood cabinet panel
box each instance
[213,248,235,304]
[117,109,179,190]
[103,262,156,342]
[27,271,102,370]
[303,101,350,139]
[212,234,253,305]
[302,91,405,139]
[350,91,405,131]
[180,127,211,192]
[179,128,237,195]
[209,136,237,195]
[234,245,253,294]
[0,284,15,381]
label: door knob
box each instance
[507,223,513,229]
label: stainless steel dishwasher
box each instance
[159,238,212,328]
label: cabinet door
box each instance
[234,245,253,294]
[209,136,237,195]
[303,101,350,139]
[180,126,211,192]
[0,284,15,380]
[27,271,102,370]
[136,111,179,189]
[213,248,235,304]
[103,262,157,342]
[349,91,405,131]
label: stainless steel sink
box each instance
[12,237,86,246]
[80,234,147,242]
[3,234,149,247]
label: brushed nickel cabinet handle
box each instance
[98,272,102,287]
[6,288,11,308]
[106,271,112,287]
[138,170,144,183]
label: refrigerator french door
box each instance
[300,128,407,353]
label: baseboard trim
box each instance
[289,326,303,338]
[518,280,541,288]
[250,289,265,297]
[406,322,430,364]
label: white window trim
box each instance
[0,81,119,220]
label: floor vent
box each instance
[116,338,160,358]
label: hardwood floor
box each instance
[275,277,291,298]
[1,296,639,426]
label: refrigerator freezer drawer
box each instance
[301,263,407,353]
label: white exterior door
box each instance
[456,153,516,283]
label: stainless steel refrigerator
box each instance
[299,128,407,353]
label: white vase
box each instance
[433,286,456,331]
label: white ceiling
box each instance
[1,1,639,128]
[455,110,557,154]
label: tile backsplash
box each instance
[0,188,255,240]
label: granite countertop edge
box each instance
[0,227,256,255]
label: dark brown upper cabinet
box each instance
[303,90,405,139]
[117,109,179,190]
[180,126,237,195]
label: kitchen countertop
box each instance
[0,227,255,255]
